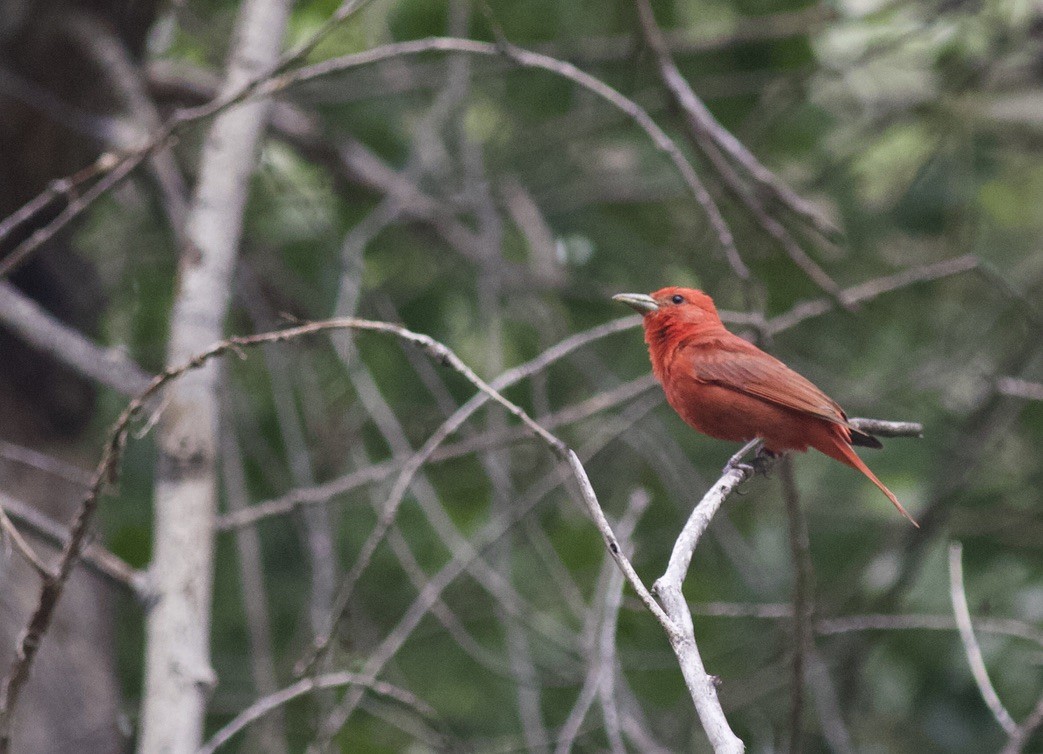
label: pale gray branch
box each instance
[652,467,749,754]
[948,541,1017,736]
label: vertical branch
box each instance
[219,406,287,752]
[458,18,553,747]
[556,490,647,754]
[237,279,337,647]
[780,457,814,753]
[948,542,1017,736]
[138,0,291,749]
[651,466,750,754]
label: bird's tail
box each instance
[817,429,919,527]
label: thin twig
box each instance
[0,492,145,596]
[948,541,1017,736]
[632,0,840,241]
[198,671,436,754]
[556,490,647,754]
[219,405,287,752]
[311,396,663,741]
[278,37,753,284]
[0,440,94,487]
[0,0,378,280]
[1002,693,1043,754]
[61,9,190,241]
[0,151,146,280]
[780,457,814,754]
[0,157,115,248]
[633,0,842,302]
[0,280,152,396]
[684,601,1043,647]
[0,506,55,581]
[768,255,980,334]
[997,377,1043,401]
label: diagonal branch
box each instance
[0,505,55,582]
[632,0,841,245]
[0,279,152,396]
[0,0,377,280]
[278,37,753,285]
[0,315,662,752]
[198,671,436,754]
[633,0,843,301]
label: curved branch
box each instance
[198,671,435,754]
[277,37,752,284]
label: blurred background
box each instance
[1,0,1042,751]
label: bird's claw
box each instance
[722,460,755,477]
[750,449,778,476]
[723,450,777,478]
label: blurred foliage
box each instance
[64,0,1043,750]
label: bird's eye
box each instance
[671,294,684,305]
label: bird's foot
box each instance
[722,438,764,475]
[750,448,779,477]
[730,462,755,478]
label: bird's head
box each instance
[612,287,721,329]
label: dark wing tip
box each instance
[850,429,884,449]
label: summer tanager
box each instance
[614,286,916,526]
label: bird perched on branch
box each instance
[614,286,917,526]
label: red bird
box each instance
[614,286,916,526]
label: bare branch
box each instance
[652,465,750,753]
[0,159,112,248]
[198,671,436,754]
[139,0,293,747]
[768,255,981,334]
[0,505,55,581]
[1003,695,1043,754]
[0,440,93,488]
[780,457,814,752]
[948,541,1017,736]
[633,0,842,301]
[278,37,753,284]
[0,280,152,396]
[0,150,146,280]
[556,489,647,754]
[997,377,1043,401]
[632,0,841,244]
[219,407,287,752]
[684,601,1043,650]
[60,9,189,241]
[0,492,145,597]
[533,6,835,65]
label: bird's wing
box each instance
[684,340,849,427]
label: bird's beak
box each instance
[612,293,659,314]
